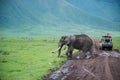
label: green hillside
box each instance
[0,0,120,37]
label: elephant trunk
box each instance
[58,43,63,57]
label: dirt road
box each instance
[44,50,120,80]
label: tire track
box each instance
[105,56,113,80]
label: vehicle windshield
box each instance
[101,36,112,42]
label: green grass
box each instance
[112,37,120,51]
[0,37,120,80]
[0,37,66,80]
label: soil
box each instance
[44,50,120,80]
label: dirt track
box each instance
[44,50,120,80]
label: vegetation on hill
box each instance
[0,0,120,37]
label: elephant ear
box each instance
[65,35,76,45]
[64,35,71,45]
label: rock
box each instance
[76,56,80,59]
[61,68,69,74]
[86,55,92,59]
[50,70,62,80]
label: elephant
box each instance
[52,34,93,59]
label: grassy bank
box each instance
[0,37,120,80]
[0,37,66,80]
[112,37,120,51]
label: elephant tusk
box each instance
[52,47,61,54]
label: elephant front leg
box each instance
[66,46,73,59]
[66,51,73,60]
[66,50,70,57]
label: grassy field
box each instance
[0,37,67,80]
[0,37,120,80]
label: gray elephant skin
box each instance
[58,34,93,59]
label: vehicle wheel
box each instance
[109,47,112,50]
[102,47,104,50]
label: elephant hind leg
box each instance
[80,51,87,59]
[85,47,94,59]
[89,47,93,56]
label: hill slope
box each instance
[0,0,120,37]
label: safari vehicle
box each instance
[100,35,113,50]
